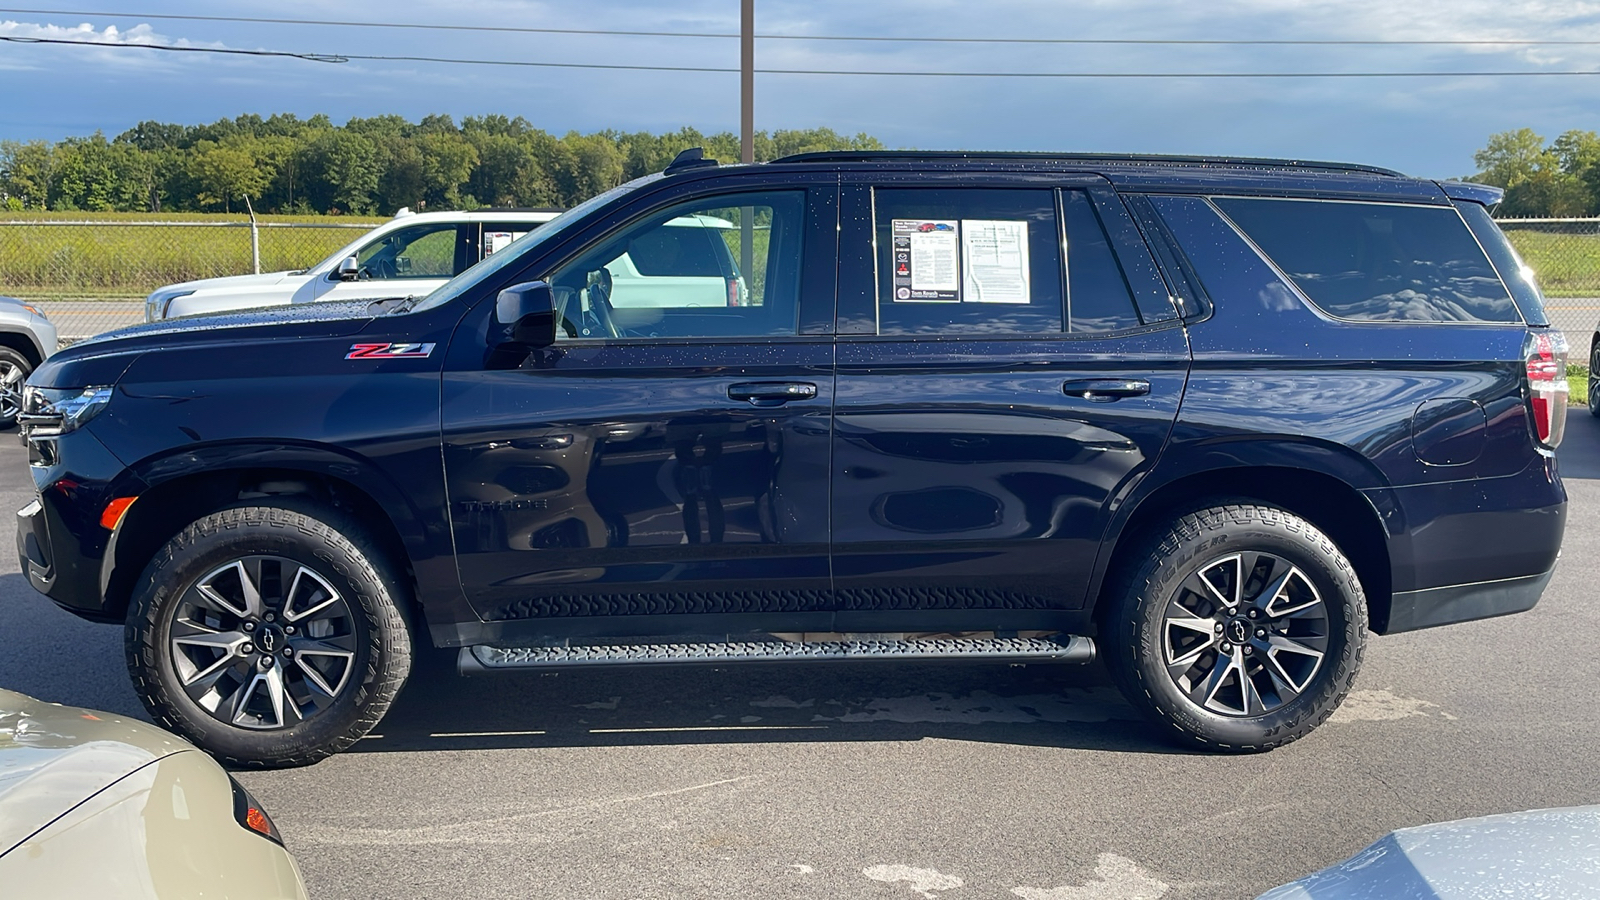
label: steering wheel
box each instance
[587,267,621,339]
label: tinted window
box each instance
[1214,197,1520,323]
[1454,201,1549,326]
[1063,191,1141,332]
[874,188,1063,335]
[548,191,803,339]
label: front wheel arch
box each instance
[105,466,418,627]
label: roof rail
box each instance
[770,150,1405,178]
[665,147,719,175]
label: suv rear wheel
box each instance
[125,501,412,768]
[1104,503,1365,752]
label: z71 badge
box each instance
[346,342,436,360]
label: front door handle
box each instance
[1062,378,1151,402]
[728,382,818,407]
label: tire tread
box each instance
[124,502,411,768]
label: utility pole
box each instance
[741,0,754,165]
[739,0,754,303]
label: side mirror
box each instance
[495,281,556,348]
[337,256,361,282]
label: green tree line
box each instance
[1471,128,1600,217]
[0,113,884,215]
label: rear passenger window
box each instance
[1214,197,1520,324]
[873,189,1143,335]
[875,189,1062,335]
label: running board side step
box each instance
[459,635,1095,674]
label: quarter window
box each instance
[1063,191,1142,332]
[549,191,804,339]
[1214,197,1521,324]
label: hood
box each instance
[157,270,304,295]
[31,297,390,389]
[76,296,385,349]
[0,689,191,855]
[1259,806,1600,899]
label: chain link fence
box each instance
[0,219,375,342]
[2,216,1599,348]
[1497,218,1600,347]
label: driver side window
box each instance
[548,191,804,340]
[355,224,459,279]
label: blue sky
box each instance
[2,0,1600,178]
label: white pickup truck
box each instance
[145,209,560,321]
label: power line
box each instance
[0,35,345,62]
[1,6,1598,46]
[9,35,1600,77]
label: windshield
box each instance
[409,175,659,313]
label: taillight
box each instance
[1524,330,1569,451]
[726,277,742,307]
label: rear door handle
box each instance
[728,382,818,407]
[1062,379,1151,402]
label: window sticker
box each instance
[961,219,1030,304]
[891,219,960,301]
[483,231,523,258]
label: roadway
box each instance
[3,415,1599,899]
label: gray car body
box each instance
[0,296,57,364]
[1259,806,1600,899]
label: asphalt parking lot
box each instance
[4,415,1599,900]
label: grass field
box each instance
[1502,228,1600,298]
[0,211,386,299]
[2,212,1598,303]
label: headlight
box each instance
[145,288,194,322]
[18,385,114,437]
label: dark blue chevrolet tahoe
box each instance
[15,150,1568,767]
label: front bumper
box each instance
[14,425,137,623]
[16,489,120,622]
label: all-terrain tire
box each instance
[125,500,412,768]
[1103,503,1366,752]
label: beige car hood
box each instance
[0,689,189,855]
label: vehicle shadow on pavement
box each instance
[346,649,1189,757]
[1558,408,1600,480]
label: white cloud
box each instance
[0,20,167,45]
[0,19,233,73]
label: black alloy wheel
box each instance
[127,501,412,768]
[1104,503,1365,752]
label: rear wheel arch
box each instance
[1094,465,1393,632]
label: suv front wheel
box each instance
[125,501,412,768]
[1104,503,1365,752]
